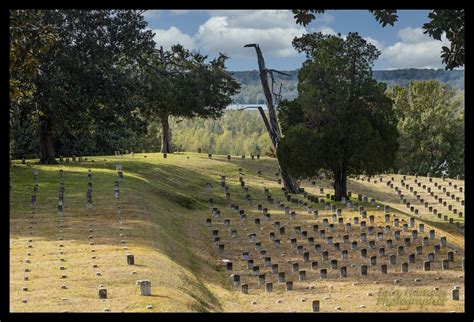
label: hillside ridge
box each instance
[230,68,464,104]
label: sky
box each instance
[143,10,454,71]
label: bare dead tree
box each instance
[243,43,299,193]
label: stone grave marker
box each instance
[139,280,151,296]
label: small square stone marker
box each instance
[99,288,107,299]
[312,300,320,312]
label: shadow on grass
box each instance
[10,161,228,311]
[178,273,223,312]
[148,294,172,299]
[347,179,404,204]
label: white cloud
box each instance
[206,10,298,29]
[152,26,197,51]
[146,10,308,59]
[398,27,428,43]
[315,25,338,36]
[195,14,307,58]
[381,27,450,69]
[364,36,384,51]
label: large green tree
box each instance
[387,81,464,178]
[10,10,155,163]
[9,10,57,106]
[139,44,240,153]
[10,11,55,161]
[292,9,464,70]
[277,32,399,200]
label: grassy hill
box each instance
[10,153,465,312]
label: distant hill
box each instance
[230,68,464,104]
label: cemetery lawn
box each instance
[10,153,464,312]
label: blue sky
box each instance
[143,10,452,71]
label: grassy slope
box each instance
[11,153,226,312]
[10,153,464,312]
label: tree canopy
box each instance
[9,10,57,106]
[277,32,399,200]
[387,80,464,178]
[138,44,240,153]
[9,10,156,163]
[9,9,240,159]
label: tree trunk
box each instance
[280,166,299,193]
[334,169,347,201]
[38,113,57,164]
[160,113,172,153]
[245,44,299,193]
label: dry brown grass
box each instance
[10,153,464,312]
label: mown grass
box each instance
[10,153,464,312]
[10,153,234,312]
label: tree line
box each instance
[10,10,239,164]
[10,10,464,199]
[276,32,464,200]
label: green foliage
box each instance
[9,10,57,105]
[137,44,240,152]
[368,10,399,27]
[9,10,465,165]
[276,125,321,178]
[34,10,155,116]
[387,80,464,178]
[292,9,464,70]
[9,102,39,159]
[143,45,241,120]
[292,9,398,28]
[169,110,273,156]
[423,10,464,70]
[292,9,326,27]
[278,99,304,134]
[278,32,399,199]
[10,10,156,163]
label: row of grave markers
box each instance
[357,174,464,225]
[204,167,464,311]
[20,170,39,303]
[19,165,156,311]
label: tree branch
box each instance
[266,69,291,77]
[244,43,281,142]
[237,106,273,145]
